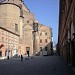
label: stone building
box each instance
[18,0,35,56]
[0,0,21,58]
[16,0,52,56]
[0,0,52,58]
[37,24,52,56]
[32,22,52,56]
[58,0,75,65]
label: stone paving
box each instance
[0,56,75,75]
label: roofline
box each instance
[0,3,21,9]
[22,1,30,12]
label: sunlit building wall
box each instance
[0,0,21,58]
[0,0,52,58]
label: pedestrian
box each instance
[21,54,23,61]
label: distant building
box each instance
[33,23,52,56]
[56,43,60,55]
[0,0,52,58]
[58,0,75,65]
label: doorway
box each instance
[0,51,2,57]
[71,40,75,65]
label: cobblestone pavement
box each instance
[0,56,75,75]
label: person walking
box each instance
[21,54,23,61]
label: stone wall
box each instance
[0,3,20,35]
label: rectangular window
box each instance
[6,32,8,36]
[45,39,47,43]
[2,37,4,42]
[40,33,42,36]
[40,39,42,43]
[45,32,47,36]
[2,31,4,35]
[15,24,18,32]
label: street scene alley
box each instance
[0,55,75,75]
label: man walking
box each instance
[21,54,23,61]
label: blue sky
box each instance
[23,0,59,46]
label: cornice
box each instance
[0,3,21,9]
[0,26,20,36]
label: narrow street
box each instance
[0,55,75,75]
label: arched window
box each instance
[33,21,38,32]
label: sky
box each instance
[23,0,59,46]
